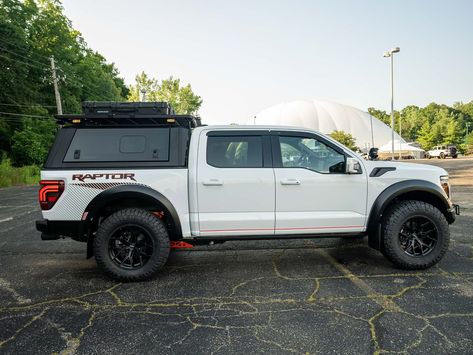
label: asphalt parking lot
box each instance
[0,158,472,354]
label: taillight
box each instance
[39,180,64,210]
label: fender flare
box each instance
[367,179,451,250]
[84,185,182,257]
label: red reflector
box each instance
[39,180,64,210]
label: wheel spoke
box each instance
[399,216,437,257]
[109,225,154,270]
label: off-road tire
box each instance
[440,152,445,159]
[452,155,458,159]
[94,208,170,281]
[382,200,449,270]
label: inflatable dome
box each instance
[250,99,405,149]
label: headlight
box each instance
[440,175,450,198]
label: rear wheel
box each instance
[440,152,445,159]
[452,154,458,159]
[381,200,449,269]
[94,208,170,281]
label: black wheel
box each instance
[440,152,445,159]
[94,208,170,281]
[381,200,449,269]
[426,153,431,159]
[452,155,458,159]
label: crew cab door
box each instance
[271,131,367,234]
[196,130,275,236]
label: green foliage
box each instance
[10,117,56,165]
[329,130,358,151]
[368,108,391,126]
[128,72,202,115]
[0,0,129,167]
[0,159,40,187]
[369,102,473,151]
[464,132,473,155]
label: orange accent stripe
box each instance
[200,226,364,233]
[200,227,274,232]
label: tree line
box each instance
[0,0,201,169]
[368,102,473,152]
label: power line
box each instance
[0,46,51,68]
[0,37,52,62]
[0,53,50,71]
[0,103,56,108]
[0,112,51,119]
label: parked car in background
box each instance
[426,145,458,159]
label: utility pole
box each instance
[140,89,147,102]
[50,56,62,115]
[369,114,375,148]
[383,47,400,160]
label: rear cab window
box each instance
[205,130,272,168]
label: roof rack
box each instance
[54,101,202,128]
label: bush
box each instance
[11,127,52,167]
[0,159,40,188]
[329,130,359,151]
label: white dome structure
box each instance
[250,99,405,150]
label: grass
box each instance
[0,159,40,188]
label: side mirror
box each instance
[346,157,361,174]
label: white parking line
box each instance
[0,217,13,223]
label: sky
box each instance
[62,0,473,124]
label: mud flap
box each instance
[368,224,382,251]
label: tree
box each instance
[128,72,202,115]
[127,72,160,102]
[464,132,473,155]
[443,120,461,145]
[417,121,434,150]
[329,130,358,151]
[368,107,391,126]
[0,0,128,166]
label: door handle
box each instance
[280,178,301,185]
[202,178,224,186]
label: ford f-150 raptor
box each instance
[36,102,460,281]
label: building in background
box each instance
[250,99,406,152]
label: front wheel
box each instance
[94,208,170,281]
[381,200,449,269]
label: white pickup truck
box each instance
[36,102,459,281]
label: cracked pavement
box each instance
[0,158,472,354]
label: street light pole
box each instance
[384,47,400,160]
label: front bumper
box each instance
[36,219,86,241]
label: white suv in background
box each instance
[426,145,458,159]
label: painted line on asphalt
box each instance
[0,217,13,223]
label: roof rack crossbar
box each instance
[54,101,201,128]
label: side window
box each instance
[279,136,345,173]
[64,128,169,162]
[207,136,263,168]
